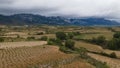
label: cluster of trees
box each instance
[47,31,110,68]
[48,32,79,50]
[89,32,120,50]
[90,36,106,47]
[56,31,81,40]
[107,32,120,50]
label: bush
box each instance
[59,46,73,53]
[67,32,74,39]
[40,36,48,41]
[100,52,110,57]
[35,32,44,35]
[54,39,63,46]
[110,52,117,58]
[90,36,106,47]
[47,40,54,45]
[16,35,20,38]
[0,37,4,42]
[27,36,35,40]
[47,38,63,46]
[65,40,75,49]
[107,38,120,50]
[75,47,87,58]
[96,36,106,45]
[56,32,67,40]
[73,32,81,36]
[113,32,120,38]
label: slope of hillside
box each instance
[0,14,120,26]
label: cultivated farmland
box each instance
[0,26,120,68]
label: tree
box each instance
[56,32,67,40]
[96,36,106,45]
[67,32,74,39]
[55,38,63,46]
[91,36,106,46]
[107,38,118,50]
[78,47,87,58]
[113,32,120,38]
[65,40,75,49]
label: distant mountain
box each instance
[69,18,120,26]
[0,14,120,26]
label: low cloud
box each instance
[0,0,120,21]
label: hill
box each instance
[0,14,120,26]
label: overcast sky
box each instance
[0,0,120,21]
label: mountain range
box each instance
[0,14,120,26]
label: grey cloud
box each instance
[0,0,120,21]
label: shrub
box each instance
[67,32,74,39]
[113,32,120,38]
[40,36,48,41]
[110,52,117,58]
[27,36,35,40]
[16,35,20,38]
[35,32,44,35]
[96,36,106,45]
[47,40,54,45]
[0,37,4,42]
[75,47,87,58]
[107,38,120,50]
[100,52,110,57]
[73,32,81,36]
[47,38,63,46]
[54,39,63,46]
[65,40,75,49]
[90,36,106,47]
[59,46,72,53]
[56,32,67,40]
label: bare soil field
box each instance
[0,41,47,49]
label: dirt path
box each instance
[88,53,120,68]
[0,41,47,49]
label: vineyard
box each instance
[0,42,93,68]
[0,41,47,49]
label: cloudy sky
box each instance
[0,0,120,21]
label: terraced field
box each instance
[0,41,47,49]
[75,41,120,58]
[88,53,120,68]
[76,41,120,68]
[59,58,95,68]
[0,41,93,68]
[75,41,103,52]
